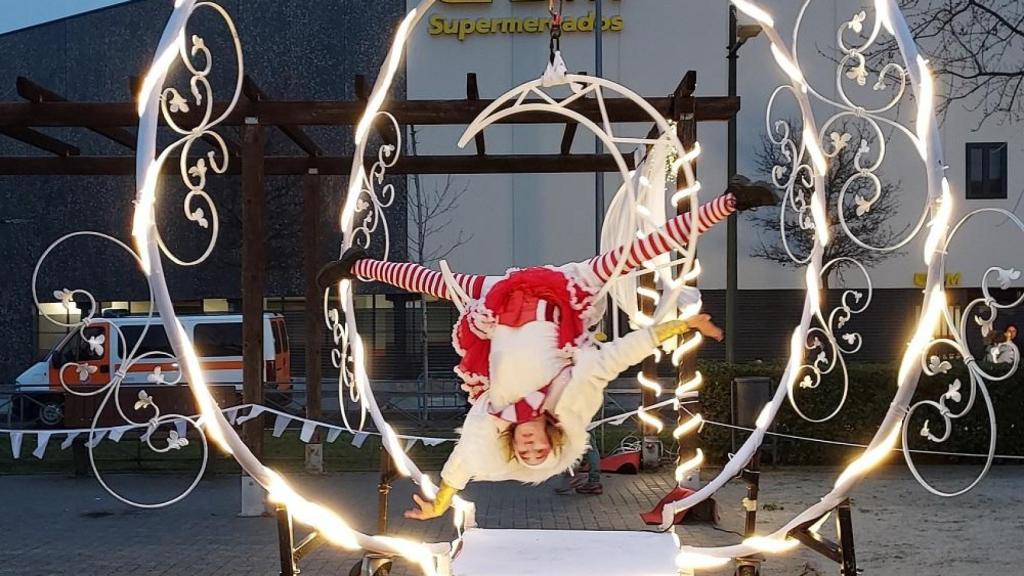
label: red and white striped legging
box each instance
[350,193,736,300]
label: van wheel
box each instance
[38,398,64,428]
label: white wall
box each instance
[405,0,1024,291]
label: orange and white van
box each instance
[13,313,290,426]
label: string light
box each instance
[874,0,895,34]
[923,178,953,265]
[771,43,806,92]
[637,372,663,397]
[671,181,701,206]
[675,449,704,483]
[671,333,703,366]
[731,0,775,27]
[898,286,946,385]
[676,371,703,398]
[743,536,801,554]
[914,55,934,160]
[673,414,703,439]
[755,404,774,429]
[676,551,731,570]
[137,30,185,116]
[805,266,822,318]
[670,142,702,173]
[834,422,903,488]
[637,408,664,433]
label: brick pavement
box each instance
[1,467,1022,575]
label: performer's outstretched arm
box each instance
[587,193,736,282]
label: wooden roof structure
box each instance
[0,71,737,175]
[4,70,736,460]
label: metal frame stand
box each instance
[788,498,860,576]
[275,448,399,576]
[276,504,325,576]
[734,451,762,576]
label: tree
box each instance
[406,125,471,388]
[879,0,1024,127]
[749,119,908,287]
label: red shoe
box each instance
[640,486,695,526]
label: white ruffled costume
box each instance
[440,326,658,490]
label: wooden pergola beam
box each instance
[0,153,638,176]
[466,73,485,155]
[0,96,739,127]
[17,76,136,151]
[0,126,79,156]
[243,76,323,157]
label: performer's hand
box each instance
[689,314,724,342]
[403,482,457,521]
[404,494,447,521]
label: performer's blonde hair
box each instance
[500,412,565,463]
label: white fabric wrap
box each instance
[440,327,659,490]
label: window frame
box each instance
[965,142,1008,200]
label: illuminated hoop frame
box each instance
[112,0,1006,572]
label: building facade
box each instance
[2,0,1022,389]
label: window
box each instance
[119,324,173,356]
[966,142,1007,199]
[50,326,106,367]
[193,323,244,357]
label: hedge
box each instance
[692,360,1024,465]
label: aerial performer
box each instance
[318,185,773,519]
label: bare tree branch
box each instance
[750,119,908,287]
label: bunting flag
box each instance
[32,432,51,460]
[1,398,677,462]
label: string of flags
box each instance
[0,397,685,461]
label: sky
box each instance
[0,0,134,35]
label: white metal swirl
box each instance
[31,231,208,508]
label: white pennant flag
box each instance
[423,438,448,447]
[405,438,419,451]
[174,420,187,441]
[326,428,342,443]
[33,432,52,459]
[10,432,23,459]
[272,414,291,438]
[351,432,369,448]
[108,426,131,443]
[225,407,241,425]
[85,430,108,448]
[60,432,80,450]
[236,406,265,425]
[299,421,317,443]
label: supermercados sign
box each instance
[429,0,624,41]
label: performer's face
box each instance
[513,418,552,465]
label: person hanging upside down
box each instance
[317,186,772,518]
[405,315,722,520]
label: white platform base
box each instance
[451,529,681,576]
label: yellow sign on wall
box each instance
[913,272,962,288]
[430,0,624,41]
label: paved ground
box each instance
[1,466,1022,575]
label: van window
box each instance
[193,323,243,357]
[119,324,173,357]
[271,319,288,354]
[51,326,105,367]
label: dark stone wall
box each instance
[0,0,409,384]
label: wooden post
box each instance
[241,117,266,459]
[674,72,703,491]
[303,168,324,473]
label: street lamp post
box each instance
[726,8,763,364]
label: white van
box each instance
[13,312,291,426]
